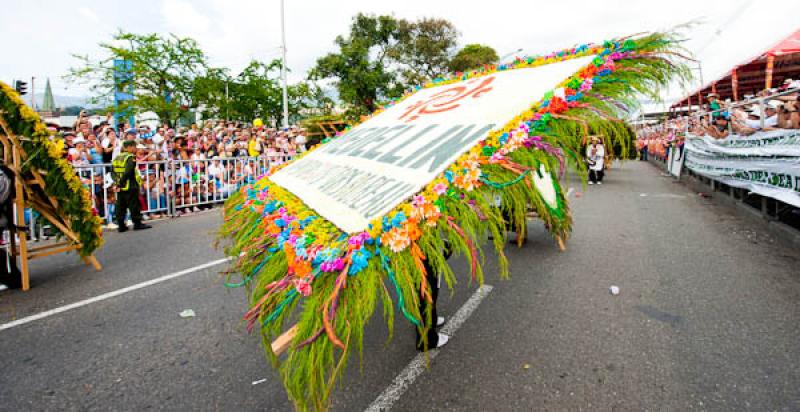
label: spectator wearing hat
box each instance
[705,114,730,139]
[124,128,138,142]
[69,135,90,166]
[707,93,722,118]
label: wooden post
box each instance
[11,141,30,290]
[765,54,775,90]
[271,324,299,355]
[731,69,739,101]
[711,83,717,94]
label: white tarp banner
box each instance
[667,144,685,178]
[684,130,800,207]
[271,56,595,233]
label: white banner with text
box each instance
[271,56,595,233]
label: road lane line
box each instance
[0,257,232,332]
[365,284,494,412]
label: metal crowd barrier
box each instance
[65,155,291,228]
[10,155,293,244]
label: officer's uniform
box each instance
[112,151,143,229]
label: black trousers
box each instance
[589,169,604,183]
[116,188,142,227]
[416,258,440,350]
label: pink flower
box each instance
[294,278,312,297]
[490,152,505,163]
[411,195,426,207]
[433,182,447,195]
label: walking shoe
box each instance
[437,316,446,327]
[118,225,129,233]
[435,333,450,348]
[597,182,603,185]
[133,223,152,230]
[588,181,594,185]
[106,222,119,230]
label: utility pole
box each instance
[280,0,289,128]
[30,76,36,111]
[225,81,230,122]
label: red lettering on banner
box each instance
[398,76,496,122]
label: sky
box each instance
[2,0,799,106]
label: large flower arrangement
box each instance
[219,32,689,411]
[0,82,104,256]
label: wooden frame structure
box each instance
[0,115,101,291]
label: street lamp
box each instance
[280,0,289,128]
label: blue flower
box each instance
[295,246,308,259]
[444,170,454,183]
[274,218,286,228]
[382,216,391,232]
[391,212,407,228]
[349,247,373,275]
[499,132,509,145]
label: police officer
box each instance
[112,140,151,232]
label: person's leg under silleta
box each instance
[416,261,440,351]
[597,169,605,182]
[589,169,597,184]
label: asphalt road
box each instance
[1,160,799,411]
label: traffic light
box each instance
[14,80,27,95]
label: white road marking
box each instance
[365,284,494,412]
[0,257,231,332]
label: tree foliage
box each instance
[449,44,499,73]
[310,14,404,117]
[193,60,333,125]
[67,31,208,126]
[393,18,459,87]
[310,13,461,118]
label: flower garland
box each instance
[0,82,103,256]
[219,32,688,411]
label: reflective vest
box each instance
[112,152,141,191]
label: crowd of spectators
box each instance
[636,79,800,160]
[60,114,307,167]
[45,114,308,227]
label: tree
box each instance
[310,14,405,117]
[449,44,498,73]
[393,18,459,87]
[311,14,463,117]
[192,67,232,121]
[193,59,334,126]
[67,31,209,126]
